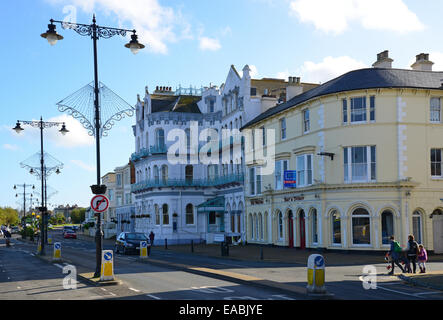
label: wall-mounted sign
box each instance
[284,170,297,188]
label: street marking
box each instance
[414,292,442,296]
[376,285,426,298]
[53,264,64,269]
[269,294,295,300]
[129,288,141,293]
[146,294,161,300]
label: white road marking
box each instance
[376,285,426,298]
[146,294,161,300]
[129,288,141,293]
[53,264,64,269]
[414,292,442,296]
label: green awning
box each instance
[197,196,225,213]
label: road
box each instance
[1,229,443,301]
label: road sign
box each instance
[101,250,114,281]
[53,242,61,261]
[140,241,148,258]
[91,195,109,213]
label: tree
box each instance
[0,207,20,226]
[70,208,86,224]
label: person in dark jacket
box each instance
[388,236,405,275]
[406,234,419,273]
[149,231,155,247]
[3,229,11,247]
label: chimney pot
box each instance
[412,53,433,71]
[373,50,393,69]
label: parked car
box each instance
[63,229,77,239]
[10,226,20,234]
[115,232,150,255]
[63,226,74,233]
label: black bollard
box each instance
[260,246,264,260]
[165,238,168,250]
[191,240,194,253]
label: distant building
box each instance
[53,204,79,222]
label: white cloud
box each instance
[298,56,367,83]
[289,0,425,34]
[3,144,19,151]
[249,65,259,78]
[276,70,290,80]
[46,0,192,54]
[199,37,221,51]
[70,159,96,172]
[46,114,95,148]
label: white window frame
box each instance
[430,97,441,123]
[344,146,376,183]
[280,118,286,140]
[303,109,310,133]
[350,96,367,124]
[275,160,289,190]
[431,148,443,178]
[296,154,313,187]
[249,167,262,195]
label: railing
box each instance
[131,144,168,161]
[131,173,244,192]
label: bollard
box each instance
[225,242,229,256]
[260,246,264,260]
[100,250,115,281]
[48,236,52,245]
[140,241,148,259]
[53,242,61,261]
[307,254,326,294]
[220,242,225,256]
[191,240,194,253]
[165,238,168,250]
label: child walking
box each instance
[417,244,428,273]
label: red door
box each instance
[288,216,294,248]
[299,212,306,249]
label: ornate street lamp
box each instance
[44,15,144,278]
[14,117,67,255]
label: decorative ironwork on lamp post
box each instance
[13,118,68,255]
[43,15,144,277]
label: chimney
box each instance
[286,76,303,101]
[411,53,434,71]
[372,50,393,69]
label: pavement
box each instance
[22,232,443,297]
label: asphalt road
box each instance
[3,230,443,301]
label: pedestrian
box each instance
[149,231,155,246]
[4,229,11,247]
[405,234,419,273]
[417,244,428,273]
[388,235,405,275]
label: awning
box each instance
[197,196,225,213]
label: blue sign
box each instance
[141,241,147,248]
[314,256,324,267]
[54,243,61,250]
[104,252,113,261]
[284,170,297,188]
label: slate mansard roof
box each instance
[242,68,443,129]
[150,94,202,114]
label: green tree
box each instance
[0,207,20,226]
[70,208,86,224]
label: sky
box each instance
[1,0,443,210]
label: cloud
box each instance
[3,144,19,151]
[298,56,367,84]
[249,65,259,78]
[46,0,193,54]
[289,0,425,34]
[70,159,96,172]
[276,70,290,80]
[46,114,95,148]
[199,37,221,51]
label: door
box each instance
[433,216,443,254]
[299,211,306,249]
[288,211,294,248]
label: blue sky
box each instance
[1,0,443,210]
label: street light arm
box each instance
[51,19,135,39]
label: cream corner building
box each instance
[242,51,443,253]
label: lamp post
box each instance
[43,15,144,278]
[13,118,68,255]
[13,184,35,220]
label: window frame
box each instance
[344,145,376,183]
[296,154,313,187]
[350,96,367,124]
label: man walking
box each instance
[149,231,155,247]
[388,236,405,275]
[406,234,419,273]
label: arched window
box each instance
[186,204,194,225]
[155,204,160,225]
[185,165,193,184]
[156,128,165,149]
[237,203,243,234]
[278,211,283,239]
[381,210,394,245]
[254,214,258,240]
[259,213,263,240]
[352,208,371,245]
[249,214,253,239]
[413,211,423,244]
[162,204,169,225]
[147,167,151,180]
[231,214,235,233]
[331,210,341,245]
[161,165,168,184]
[235,118,238,129]
[145,132,149,149]
[311,209,318,244]
[153,166,159,184]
